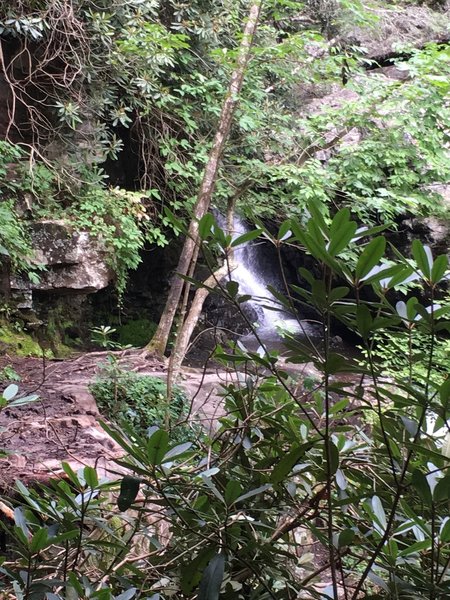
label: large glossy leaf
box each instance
[431,253,448,283]
[433,475,450,502]
[371,496,387,534]
[146,429,169,466]
[356,304,373,338]
[198,553,225,600]
[235,484,272,504]
[162,442,193,462]
[440,519,450,542]
[180,547,215,595]
[412,239,433,279]
[198,213,215,240]
[224,480,243,505]
[231,228,262,247]
[440,378,450,409]
[411,469,432,505]
[30,528,49,554]
[117,476,141,512]
[328,211,357,256]
[271,442,315,483]
[277,219,292,241]
[355,236,386,282]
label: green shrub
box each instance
[89,358,193,441]
[116,318,157,347]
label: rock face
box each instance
[11,220,113,295]
[1,220,115,351]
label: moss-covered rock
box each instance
[0,323,53,358]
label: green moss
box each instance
[116,318,157,347]
[0,324,53,358]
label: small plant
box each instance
[90,325,122,349]
[0,365,21,383]
[1,383,38,457]
[89,358,195,442]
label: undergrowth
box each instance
[89,357,194,442]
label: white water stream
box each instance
[229,216,301,336]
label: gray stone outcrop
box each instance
[11,219,113,296]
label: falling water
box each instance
[229,215,301,336]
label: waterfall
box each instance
[228,215,300,336]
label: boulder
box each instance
[399,185,450,257]
[11,220,114,294]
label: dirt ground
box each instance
[0,333,327,494]
[0,349,235,492]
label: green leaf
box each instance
[163,206,186,234]
[323,353,350,375]
[431,254,448,283]
[335,469,348,490]
[198,553,225,600]
[364,263,407,286]
[117,476,141,512]
[338,528,355,548]
[356,304,373,339]
[235,484,272,504]
[277,220,292,241]
[163,442,193,462]
[226,280,239,298]
[440,378,450,408]
[411,469,432,505]
[30,528,49,554]
[412,239,433,279]
[83,466,98,488]
[398,539,431,557]
[61,462,81,487]
[328,211,357,256]
[271,442,314,483]
[231,228,261,247]
[3,384,18,401]
[326,441,339,475]
[181,547,215,594]
[14,507,29,539]
[371,496,387,533]
[328,286,349,303]
[440,518,450,542]
[307,200,328,235]
[198,213,215,240]
[355,237,386,282]
[298,267,314,286]
[146,429,169,465]
[433,475,450,502]
[224,480,243,505]
[291,223,340,272]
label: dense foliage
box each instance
[2,212,450,598]
[1,1,450,598]
[89,356,191,439]
[0,1,448,290]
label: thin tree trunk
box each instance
[145,0,262,356]
[167,265,229,397]
[166,195,237,394]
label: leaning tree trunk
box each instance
[166,194,238,394]
[166,265,229,397]
[145,0,262,357]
